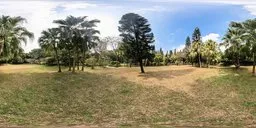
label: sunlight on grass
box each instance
[0,65,255,127]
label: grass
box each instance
[0,64,255,127]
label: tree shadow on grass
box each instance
[137,68,195,80]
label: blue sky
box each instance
[0,0,255,52]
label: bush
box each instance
[85,57,97,69]
[109,61,120,67]
[45,57,57,66]
[11,57,24,64]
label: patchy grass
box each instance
[0,65,255,127]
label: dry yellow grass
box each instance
[91,65,219,95]
[0,64,255,127]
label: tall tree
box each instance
[185,36,191,47]
[242,19,256,76]
[54,16,87,73]
[0,16,34,58]
[118,13,155,73]
[222,22,244,69]
[80,19,100,71]
[39,28,62,72]
[192,27,202,68]
[202,40,220,67]
[184,36,191,64]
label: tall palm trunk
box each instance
[198,54,202,68]
[68,49,72,71]
[53,46,61,72]
[206,57,209,68]
[81,41,87,71]
[72,48,76,73]
[235,51,240,69]
[253,52,255,76]
[82,51,85,71]
[139,59,145,73]
[0,37,5,56]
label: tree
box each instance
[118,13,155,73]
[222,23,244,69]
[39,28,62,72]
[54,16,86,73]
[100,36,122,62]
[54,16,100,72]
[242,19,256,76]
[192,27,202,68]
[184,36,191,64]
[202,40,220,67]
[0,15,34,59]
[80,19,100,71]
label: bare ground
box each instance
[90,65,220,95]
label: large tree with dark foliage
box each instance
[192,27,202,68]
[118,13,155,73]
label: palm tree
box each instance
[54,16,100,72]
[80,20,100,71]
[59,27,73,71]
[241,19,256,76]
[202,40,220,68]
[0,15,34,58]
[54,16,87,73]
[222,25,244,69]
[39,28,62,72]
[192,27,202,68]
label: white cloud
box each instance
[202,33,220,42]
[140,0,256,16]
[202,33,226,52]
[135,5,179,13]
[0,1,123,52]
[1,0,255,53]
[172,44,185,52]
[60,3,97,11]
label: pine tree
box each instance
[119,13,155,73]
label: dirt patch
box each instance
[94,65,220,95]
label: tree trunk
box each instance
[206,58,209,68]
[54,47,61,73]
[76,52,80,70]
[68,50,71,71]
[0,38,4,56]
[198,54,202,68]
[82,50,85,71]
[77,62,79,70]
[253,52,255,76]
[235,53,240,69]
[72,50,76,73]
[139,59,145,73]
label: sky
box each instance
[0,0,255,53]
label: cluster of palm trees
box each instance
[39,15,100,73]
[174,27,221,68]
[222,19,256,76]
[0,16,34,61]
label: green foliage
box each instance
[202,40,221,66]
[110,61,121,67]
[119,13,155,73]
[154,53,164,66]
[85,57,97,69]
[0,15,34,61]
[11,56,24,64]
[45,57,57,66]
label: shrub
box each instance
[11,57,24,64]
[85,57,97,69]
[109,61,120,67]
[45,57,57,66]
